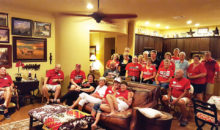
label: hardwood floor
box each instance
[0,103,212,130]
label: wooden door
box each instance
[104,38,115,70]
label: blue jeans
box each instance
[153,82,169,89]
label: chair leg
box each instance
[29,116,33,130]
[195,118,205,130]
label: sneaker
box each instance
[180,120,188,127]
[4,113,10,119]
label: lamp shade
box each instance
[90,54,96,61]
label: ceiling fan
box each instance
[62,0,138,23]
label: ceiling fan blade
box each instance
[104,14,138,19]
[102,18,114,24]
[61,13,92,17]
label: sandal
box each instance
[0,105,7,111]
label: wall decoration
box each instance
[90,46,96,61]
[0,28,9,43]
[0,45,12,68]
[0,13,8,27]
[12,17,32,36]
[22,64,40,70]
[33,21,51,37]
[13,37,47,62]
[49,53,52,64]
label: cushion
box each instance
[138,108,163,119]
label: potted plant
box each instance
[15,61,24,81]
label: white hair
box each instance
[179,52,186,56]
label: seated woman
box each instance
[70,77,108,110]
[106,53,120,70]
[154,59,174,89]
[91,81,133,130]
[58,73,97,106]
[103,62,119,79]
[159,52,175,72]
[140,58,156,84]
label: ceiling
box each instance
[1,0,220,29]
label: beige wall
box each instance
[0,6,56,89]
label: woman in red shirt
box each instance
[106,53,120,69]
[138,55,145,68]
[125,56,142,82]
[140,58,156,84]
[159,52,175,72]
[154,59,174,89]
[187,54,207,101]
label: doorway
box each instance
[104,38,115,70]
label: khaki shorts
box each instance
[164,95,190,104]
[46,84,60,92]
[206,83,214,95]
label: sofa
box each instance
[83,81,160,130]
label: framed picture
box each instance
[0,45,12,68]
[90,46,96,61]
[12,17,32,36]
[0,13,8,27]
[13,37,47,62]
[0,28,9,43]
[33,21,51,37]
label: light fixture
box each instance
[187,20,192,24]
[165,26,170,29]
[145,21,150,25]
[195,23,200,27]
[87,3,94,9]
[90,54,96,61]
[156,24,160,27]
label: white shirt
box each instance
[93,85,108,98]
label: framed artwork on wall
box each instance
[0,12,8,27]
[13,37,47,62]
[0,45,12,68]
[0,28,9,43]
[12,17,32,36]
[33,21,51,37]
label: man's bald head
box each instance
[55,64,61,72]
[0,67,6,75]
[175,69,184,79]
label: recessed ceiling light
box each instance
[165,26,170,29]
[145,21,150,25]
[156,24,160,27]
[195,23,200,27]
[187,20,192,24]
[87,3,93,9]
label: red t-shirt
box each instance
[103,86,115,98]
[187,63,207,84]
[171,56,180,61]
[202,59,219,83]
[0,74,13,88]
[157,68,174,82]
[46,69,64,85]
[116,89,130,100]
[70,70,86,84]
[106,60,119,68]
[169,77,191,98]
[125,63,142,78]
[141,65,156,79]
[159,60,175,72]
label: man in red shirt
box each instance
[42,64,64,104]
[125,56,142,82]
[69,64,86,90]
[162,69,190,127]
[0,67,14,114]
[202,51,219,100]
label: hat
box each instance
[76,64,81,68]
[114,77,121,83]
[99,77,106,81]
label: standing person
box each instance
[58,74,97,106]
[42,64,64,104]
[140,58,156,84]
[70,77,108,110]
[154,59,174,89]
[138,55,145,68]
[119,47,132,62]
[118,52,131,77]
[69,64,86,90]
[106,53,120,69]
[125,56,142,82]
[143,51,149,63]
[150,50,161,70]
[202,51,219,100]
[162,69,191,127]
[187,55,207,101]
[172,48,180,62]
[159,52,175,72]
[175,52,189,77]
[0,67,14,116]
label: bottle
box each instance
[34,74,37,80]
[28,71,32,80]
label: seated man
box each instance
[70,77,108,110]
[162,69,190,127]
[103,62,119,79]
[91,81,133,130]
[0,67,14,115]
[69,64,86,89]
[42,64,64,104]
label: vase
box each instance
[16,77,22,82]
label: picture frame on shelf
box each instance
[0,28,9,43]
[0,45,12,68]
[0,12,8,27]
[12,17,32,36]
[33,21,51,37]
[13,37,47,62]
